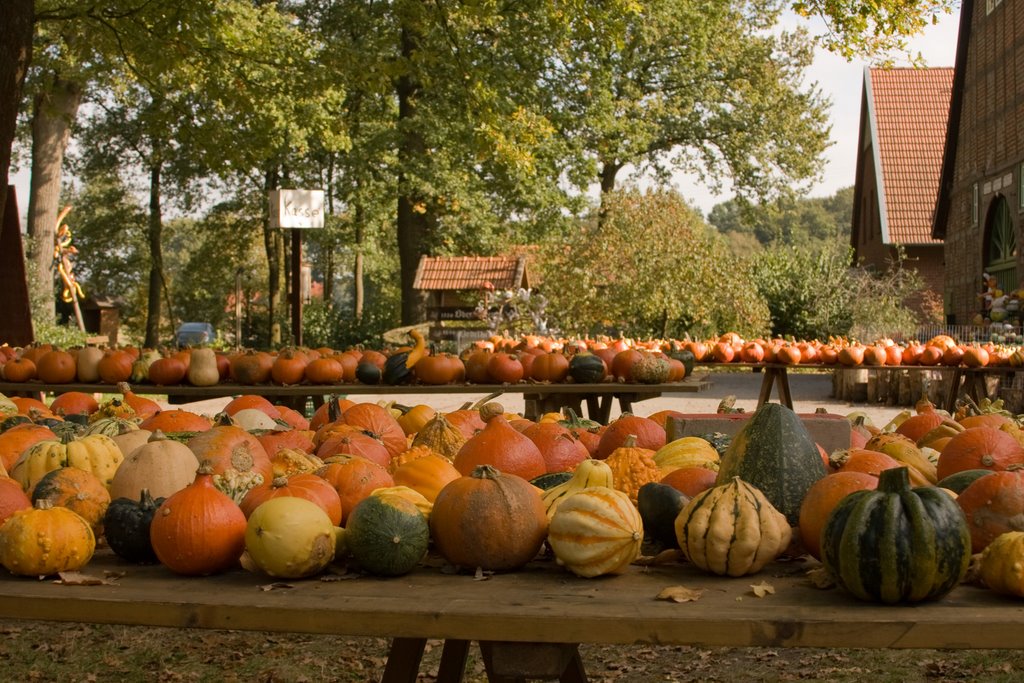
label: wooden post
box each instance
[291,229,302,346]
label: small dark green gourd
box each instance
[568,353,607,384]
[103,489,166,564]
[637,482,689,548]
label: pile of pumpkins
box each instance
[4,386,1024,605]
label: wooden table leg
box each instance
[584,395,601,422]
[381,637,427,683]
[617,393,635,415]
[944,368,964,413]
[436,639,471,683]
[776,368,793,409]
[478,641,587,683]
[560,648,589,683]
[757,368,776,407]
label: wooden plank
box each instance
[1,552,1023,650]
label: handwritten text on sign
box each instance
[269,189,325,229]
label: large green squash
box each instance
[715,403,826,525]
[821,466,970,603]
[343,492,429,576]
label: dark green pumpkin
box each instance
[0,415,32,433]
[355,361,382,385]
[103,489,166,564]
[530,471,573,491]
[821,466,970,604]
[937,468,994,494]
[699,432,732,457]
[568,353,606,384]
[715,402,825,525]
[343,493,429,576]
[50,420,85,443]
[637,482,689,549]
[382,353,414,385]
[670,350,696,377]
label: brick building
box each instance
[934,0,1023,323]
[851,67,951,316]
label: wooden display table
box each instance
[0,551,1018,682]
[0,379,711,424]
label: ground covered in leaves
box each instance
[2,620,1024,682]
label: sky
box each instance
[10,8,963,222]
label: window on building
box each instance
[986,195,1018,293]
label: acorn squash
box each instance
[103,490,166,564]
[821,466,970,603]
[345,492,429,576]
[567,353,606,384]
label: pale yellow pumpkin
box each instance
[653,437,719,472]
[187,348,220,387]
[980,531,1024,597]
[541,458,614,519]
[675,477,791,577]
[11,434,124,492]
[548,486,643,577]
[108,431,199,501]
[370,485,433,519]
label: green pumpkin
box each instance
[103,490,166,564]
[0,415,32,433]
[822,467,970,604]
[636,482,689,549]
[715,402,825,525]
[936,468,994,494]
[343,493,429,576]
[670,350,696,376]
[355,362,382,385]
[530,472,573,491]
[382,329,427,386]
[568,353,607,384]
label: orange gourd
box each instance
[239,474,342,525]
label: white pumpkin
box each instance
[231,408,280,431]
[109,431,199,501]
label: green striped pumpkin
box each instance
[344,493,429,576]
[715,402,826,525]
[821,466,970,604]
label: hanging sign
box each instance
[269,189,325,228]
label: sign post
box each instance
[269,189,324,347]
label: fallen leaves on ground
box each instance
[750,581,775,598]
[656,586,704,603]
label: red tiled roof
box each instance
[412,255,529,291]
[869,67,953,245]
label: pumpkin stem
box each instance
[327,396,343,423]
[117,381,136,397]
[877,466,911,493]
[148,430,168,443]
[214,412,235,427]
[139,488,157,509]
[471,464,501,480]
[271,476,289,488]
[196,461,216,476]
[622,434,638,448]
[479,402,506,423]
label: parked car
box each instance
[175,322,217,347]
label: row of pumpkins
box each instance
[3,387,1024,603]
[7,329,1020,394]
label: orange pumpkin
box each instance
[936,427,1024,481]
[148,357,187,386]
[230,352,273,384]
[35,350,77,384]
[429,464,548,572]
[224,395,280,419]
[256,429,315,457]
[317,431,391,468]
[271,350,308,385]
[2,357,36,382]
[239,474,342,525]
[140,409,213,434]
[274,406,309,430]
[0,477,31,527]
[521,422,589,474]
[309,396,356,431]
[659,466,718,498]
[187,425,273,482]
[595,414,666,460]
[48,392,99,417]
[149,465,247,575]
[0,424,57,471]
[530,352,569,383]
[453,415,547,481]
[487,352,524,383]
[305,357,344,384]
[338,403,407,457]
[798,471,878,559]
[97,350,134,383]
[116,382,161,419]
[957,470,1024,552]
[316,456,393,524]
[392,453,461,502]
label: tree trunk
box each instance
[263,167,283,344]
[597,160,622,228]
[396,25,431,325]
[27,75,82,324]
[354,197,365,322]
[0,0,33,231]
[323,154,334,308]
[144,160,164,348]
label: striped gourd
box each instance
[548,487,643,577]
[674,477,791,577]
[653,437,719,472]
[821,466,970,603]
[541,459,614,519]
